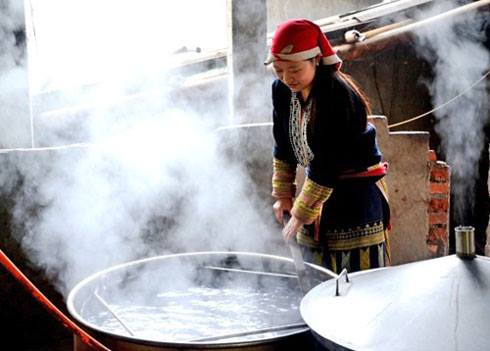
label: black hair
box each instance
[322,64,372,115]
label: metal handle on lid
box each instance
[335,268,350,296]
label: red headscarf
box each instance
[264,19,341,69]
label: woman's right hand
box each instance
[272,198,293,224]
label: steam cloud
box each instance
[0,0,279,297]
[412,1,489,224]
[0,0,31,148]
[3,0,488,301]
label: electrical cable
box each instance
[387,69,490,129]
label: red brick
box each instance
[430,168,450,182]
[429,226,448,240]
[430,182,450,194]
[429,198,449,212]
[427,150,437,161]
[429,212,449,225]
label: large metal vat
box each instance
[67,251,335,350]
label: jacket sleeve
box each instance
[291,177,333,224]
[272,157,297,199]
[271,80,297,199]
[272,80,297,164]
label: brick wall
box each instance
[427,150,451,257]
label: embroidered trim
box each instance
[326,221,386,251]
[328,243,385,274]
[289,93,314,167]
[292,177,333,223]
[272,158,297,199]
[297,227,322,249]
[360,246,370,270]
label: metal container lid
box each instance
[300,254,490,351]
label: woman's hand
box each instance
[272,198,305,241]
[282,214,304,241]
[272,198,293,223]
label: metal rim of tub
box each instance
[67,251,335,349]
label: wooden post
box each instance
[227,0,268,124]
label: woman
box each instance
[266,19,390,273]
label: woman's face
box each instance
[272,59,317,94]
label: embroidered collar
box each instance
[289,92,314,167]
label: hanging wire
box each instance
[387,69,490,129]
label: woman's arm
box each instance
[271,80,298,224]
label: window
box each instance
[26,0,227,94]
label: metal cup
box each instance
[455,226,476,259]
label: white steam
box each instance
[1,0,278,297]
[28,0,227,92]
[8,112,273,295]
[0,0,31,148]
[413,1,489,223]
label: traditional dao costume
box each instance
[266,19,391,273]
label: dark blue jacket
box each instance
[272,66,382,187]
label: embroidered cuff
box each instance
[292,178,333,223]
[272,158,297,199]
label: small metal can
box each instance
[455,226,476,259]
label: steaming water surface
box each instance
[86,283,303,343]
[69,254,319,344]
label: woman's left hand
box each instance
[282,214,305,241]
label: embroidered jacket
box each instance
[272,66,384,223]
